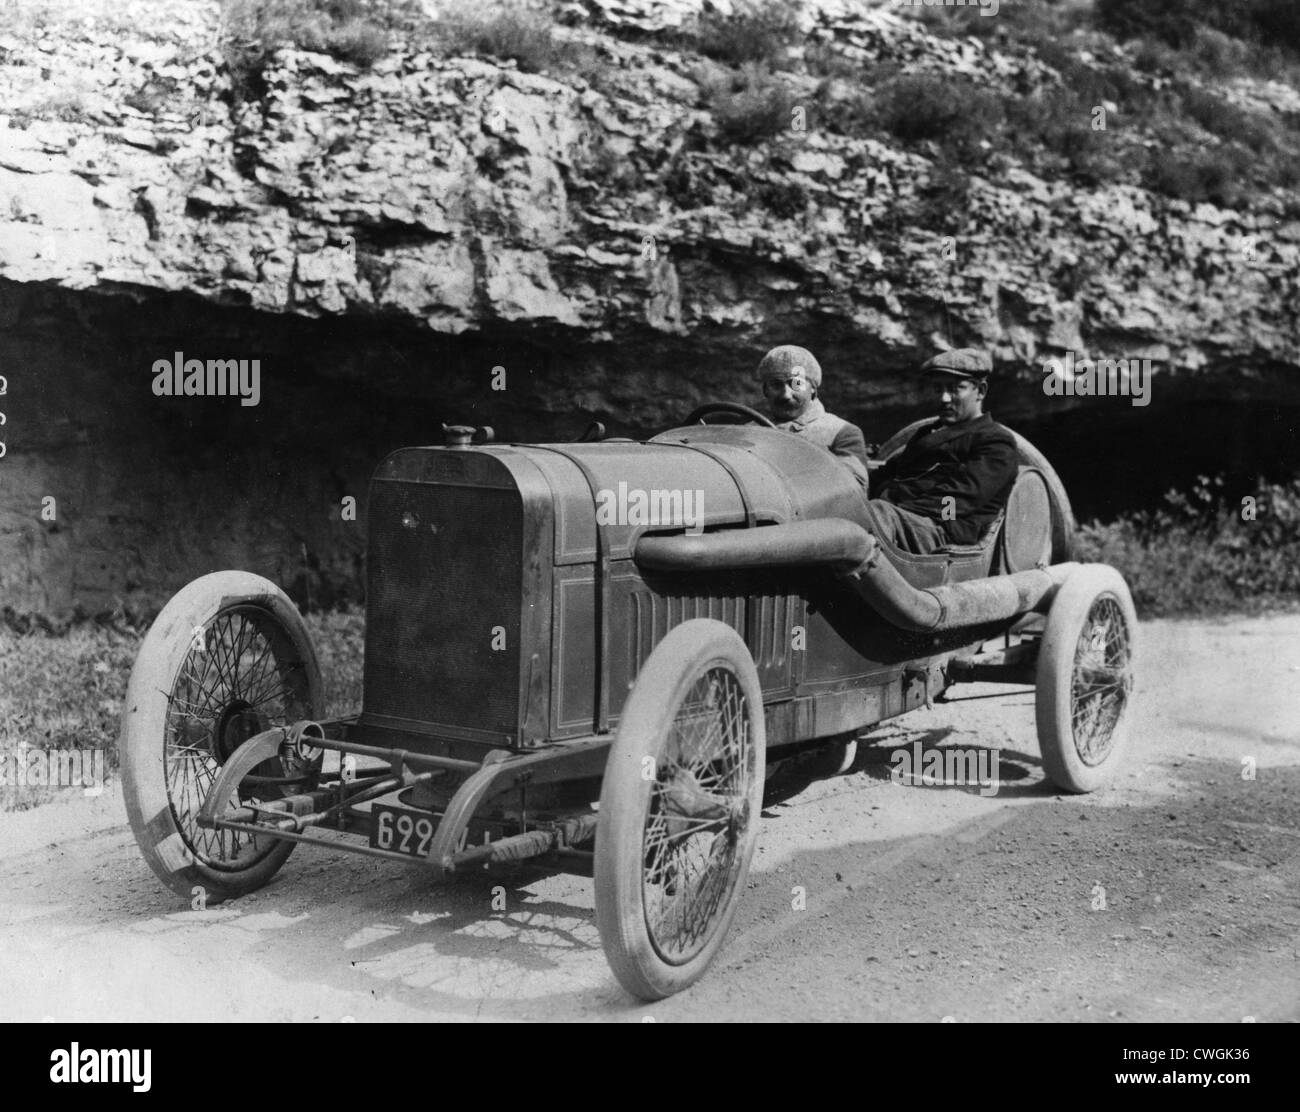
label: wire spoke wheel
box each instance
[641,667,754,964]
[164,606,315,871]
[1069,597,1133,767]
[595,620,765,999]
[120,572,322,902]
[1036,566,1137,793]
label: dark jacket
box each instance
[874,413,1018,544]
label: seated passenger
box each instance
[756,345,869,487]
[869,348,1018,555]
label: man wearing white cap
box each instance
[755,345,869,487]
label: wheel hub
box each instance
[214,700,266,764]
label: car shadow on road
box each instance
[850,725,1050,800]
[239,862,638,1019]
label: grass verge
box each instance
[0,610,365,812]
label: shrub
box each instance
[221,0,407,62]
[1057,125,1124,187]
[322,18,391,66]
[706,64,796,145]
[1002,59,1142,184]
[804,39,863,82]
[1095,0,1204,47]
[873,73,1003,159]
[1145,146,1242,205]
[1186,26,1254,76]
[1096,0,1300,55]
[910,0,1091,43]
[1075,475,1300,617]
[220,0,414,100]
[1179,85,1275,153]
[695,0,802,68]
[866,71,1127,187]
[13,88,89,125]
[1028,84,1087,143]
[1132,35,1183,74]
[435,3,590,75]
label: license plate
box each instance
[370,804,437,859]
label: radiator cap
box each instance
[441,423,495,449]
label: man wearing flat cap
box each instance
[868,348,1019,554]
[756,345,870,487]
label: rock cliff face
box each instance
[1,0,1298,616]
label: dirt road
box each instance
[2,615,1298,1022]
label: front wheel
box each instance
[595,620,766,1000]
[1035,565,1137,793]
[119,571,323,903]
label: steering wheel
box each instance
[683,402,777,428]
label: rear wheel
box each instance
[119,571,322,903]
[1035,565,1137,793]
[595,620,765,999]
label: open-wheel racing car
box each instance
[119,405,1137,1000]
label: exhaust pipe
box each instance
[635,519,1076,633]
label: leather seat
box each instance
[994,467,1053,573]
[935,507,1005,559]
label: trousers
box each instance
[864,499,948,555]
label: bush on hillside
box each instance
[435,3,596,75]
[705,63,797,144]
[1144,146,1242,206]
[1097,0,1300,54]
[695,0,802,68]
[221,0,407,66]
[1076,475,1300,616]
[873,73,1003,160]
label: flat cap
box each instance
[920,348,993,379]
[756,345,822,387]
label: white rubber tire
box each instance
[1036,565,1137,793]
[595,619,765,1000]
[119,571,322,903]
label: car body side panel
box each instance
[359,437,1019,755]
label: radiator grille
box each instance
[626,588,794,692]
[363,481,522,738]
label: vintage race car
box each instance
[118,404,1137,1000]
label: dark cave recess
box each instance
[6,280,1298,526]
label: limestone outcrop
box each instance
[1,0,1297,616]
